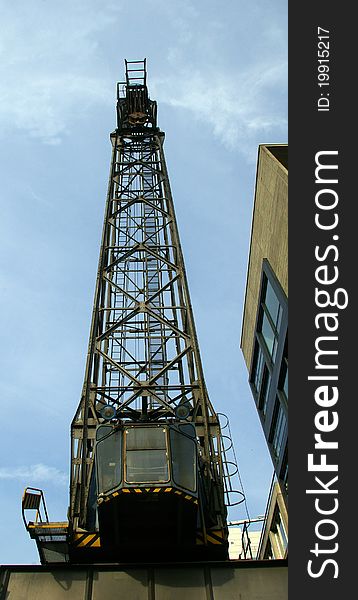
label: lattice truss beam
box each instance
[70,130,221,522]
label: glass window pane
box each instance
[96,429,122,494]
[179,423,196,438]
[252,345,264,393]
[272,403,287,460]
[126,449,169,483]
[264,539,273,559]
[126,427,167,450]
[280,451,288,493]
[277,304,283,331]
[261,312,275,357]
[96,424,113,441]
[272,506,288,557]
[170,429,197,491]
[283,363,288,399]
[272,337,278,362]
[264,280,280,327]
[259,367,271,417]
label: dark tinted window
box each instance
[261,312,277,359]
[270,400,287,461]
[126,449,169,483]
[126,426,166,450]
[252,345,265,393]
[96,428,122,494]
[259,366,271,417]
[169,428,197,491]
[125,427,169,483]
[264,280,282,330]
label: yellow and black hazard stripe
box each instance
[172,489,198,504]
[98,487,198,505]
[196,528,227,546]
[72,532,101,549]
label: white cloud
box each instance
[152,61,287,156]
[148,1,287,157]
[0,464,67,486]
[0,0,287,153]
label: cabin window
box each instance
[96,427,122,494]
[169,427,197,492]
[125,427,169,483]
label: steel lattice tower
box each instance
[23,60,236,564]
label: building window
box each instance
[259,278,283,363]
[251,346,271,419]
[280,448,288,493]
[252,345,265,395]
[270,504,288,558]
[259,365,271,417]
[270,399,287,462]
[263,539,273,560]
[279,355,288,402]
[249,261,288,493]
[250,267,287,414]
[264,280,283,332]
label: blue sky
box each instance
[0,0,287,563]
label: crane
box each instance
[22,60,242,564]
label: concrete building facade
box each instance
[241,144,288,504]
[228,527,262,560]
[257,481,288,560]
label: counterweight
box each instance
[23,60,233,564]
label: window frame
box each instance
[249,260,288,493]
[124,426,170,485]
[269,398,287,462]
